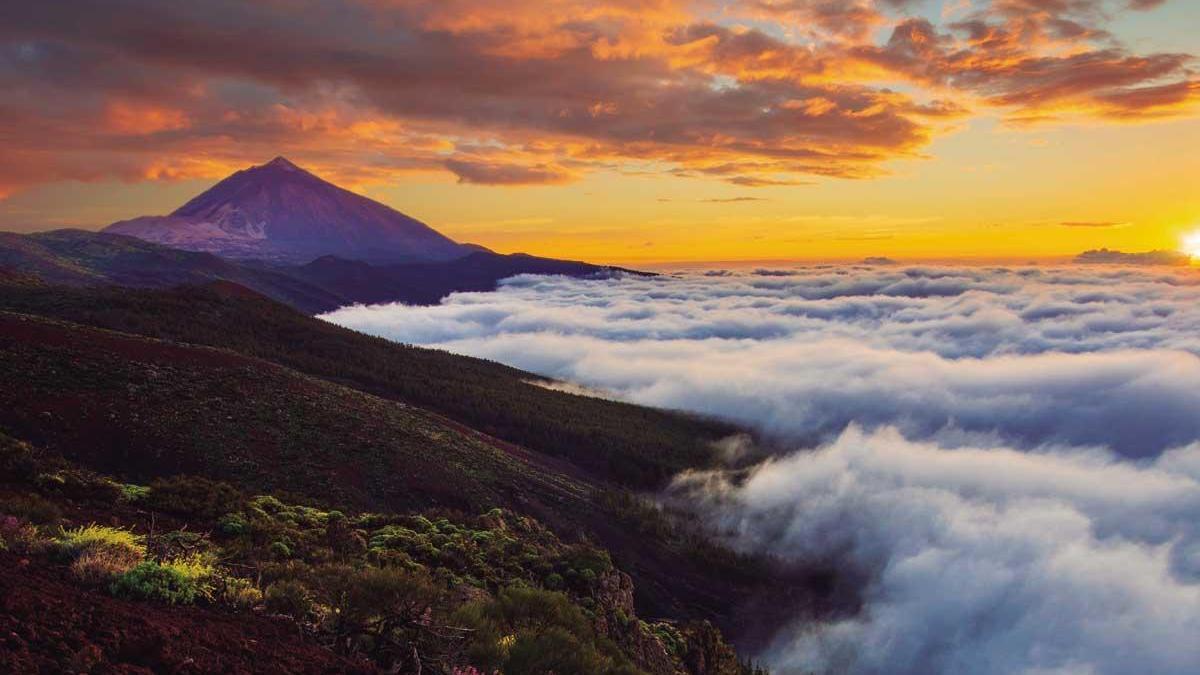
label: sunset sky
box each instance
[1,0,1197,263]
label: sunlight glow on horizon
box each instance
[1182,230,1200,259]
[0,0,1197,263]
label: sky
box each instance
[1,0,1197,262]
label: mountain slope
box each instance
[0,551,375,674]
[0,430,758,675]
[0,229,344,313]
[0,311,586,517]
[0,281,837,647]
[0,281,734,488]
[106,157,470,264]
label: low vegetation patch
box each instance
[0,430,762,674]
[111,561,202,605]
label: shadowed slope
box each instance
[0,312,587,518]
[0,229,344,313]
[0,282,733,488]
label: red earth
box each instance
[0,552,377,674]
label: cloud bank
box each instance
[675,427,1200,675]
[322,264,1200,673]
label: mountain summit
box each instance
[106,157,470,263]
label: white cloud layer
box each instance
[673,428,1200,675]
[322,264,1200,674]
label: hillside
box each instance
[0,312,587,518]
[0,432,754,674]
[0,282,732,488]
[107,157,470,264]
[0,229,343,313]
[0,281,839,652]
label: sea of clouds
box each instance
[323,264,1200,674]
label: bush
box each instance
[269,540,292,559]
[219,576,263,609]
[455,586,638,675]
[111,562,200,605]
[146,475,241,519]
[32,469,122,503]
[0,433,40,479]
[109,552,216,604]
[155,529,207,557]
[0,515,42,554]
[217,512,249,537]
[0,494,62,525]
[57,524,146,561]
[118,483,150,503]
[319,565,441,628]
[71,547,143,584]
[264,580,313,618]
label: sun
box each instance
[1183,230,1200,259]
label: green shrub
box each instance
[32,469,122,503]
[109,552,216,605]
[264,580,313,618]
[219,576,263,609]
[156,529,207,556]
[217,512,249,537]
[0,494,62,525]
[269,540,292,559]
[118,483,150,503]
[649,622,686,658]
[146,475,241,519]
[318,565,441,628]
[455,586,638,675]
[111,562,199,605]
[71,546,143,584]
[250,495,286,516]
[57,524,146,560]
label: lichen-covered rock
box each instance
[595,569,636,618]
[590,570,676,674]
[680,620,745,675]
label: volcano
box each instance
[106,157,471,264]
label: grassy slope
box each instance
[0,551,377,674]
[0,282,738,489]
[0,312,588,521]
[0,432,752,675]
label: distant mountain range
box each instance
[1,157,642,313]
[0,229,625,314]
[1074,248,1192,266]
[107,157,470,264]
[0,229,347,312]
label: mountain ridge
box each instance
[0,228,634,313]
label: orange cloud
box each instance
[444,159,578,185]
[105,100,190,135]
[0,0,1193,200]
